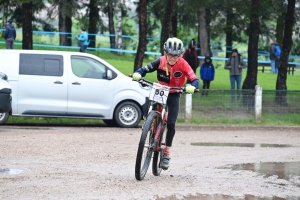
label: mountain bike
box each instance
[134,78,198,180]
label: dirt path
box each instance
[1,126,300,200]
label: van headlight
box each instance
[0,72,8,81]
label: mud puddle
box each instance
[157,194,300,200]
[191,143,294,148]
[0,168,24,175]
[230,162,300,181]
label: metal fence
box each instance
[262,90,300,114]
[177,89,300,124]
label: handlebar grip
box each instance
[182,88,200,94]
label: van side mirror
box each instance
[106,70,113,80]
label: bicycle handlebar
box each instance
[129,74,200,94]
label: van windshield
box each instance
[71,56,106,79]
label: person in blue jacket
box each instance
[200,56,215,96]
[5,19,16,49]
[76,28,89,52]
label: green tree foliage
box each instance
[1,0,52,30]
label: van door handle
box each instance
[72,82,81,85]
[54,81,63,84]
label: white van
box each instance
[0,50,149,128]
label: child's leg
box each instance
[206,81,211,95]
[202,81,206,95]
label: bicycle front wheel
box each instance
[135,111,158,180]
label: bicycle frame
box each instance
[146,82,170,152]
[147,102,167,152]
[139,80,184,144]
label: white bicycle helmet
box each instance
[164,37,184,55]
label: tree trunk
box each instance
[1,2,8,38]
[2,2,8,26]
[107,1,116,50]
[242,0,261,108]
[225,8,234,59]
[88,0,100,49]
[275,12,285,46]
[206,8,211,45]
[59,0,72,46]
[22,2,33,50]
[198,7,211,65]
[276,0,296,105]
[134,0,147,72]
[171,8,177,37]
[160,0,176,55]
[115,0,123,54]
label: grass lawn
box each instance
[1,44,299,126]
[103,56,299,91]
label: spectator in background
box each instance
[224,49,247,101]
[200,56,215,96]
[183,39,198,84]
[76,28,89,52]
[269,38,279,74]
[5,19,16,49]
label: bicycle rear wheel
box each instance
[135,111,159,180]
[152,121,166,176]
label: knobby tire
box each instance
[135,111,158,180]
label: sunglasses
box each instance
[167,54,180,59]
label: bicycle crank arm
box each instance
[150,139,158,150]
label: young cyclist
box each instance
[132,37,199,170]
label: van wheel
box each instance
[114,101,141,128]
[0,112,9,124]
[103,119,117,127]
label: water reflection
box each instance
[231,162,300,182]
[16,127,51,130]
[191,143,293,148]
[157,194,300,200]
[0,168,24,175]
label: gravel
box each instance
[1,125,300,200]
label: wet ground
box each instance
[0,125,300,200]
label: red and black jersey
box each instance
[135,56,199,89]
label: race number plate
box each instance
[148,83,170,104]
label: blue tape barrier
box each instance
[2,29,300,59]
[0,40,299,66]
[0,29,252,49]
[1,28,300,58]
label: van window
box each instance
[71,56,106,79]
[19,54,63,76]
